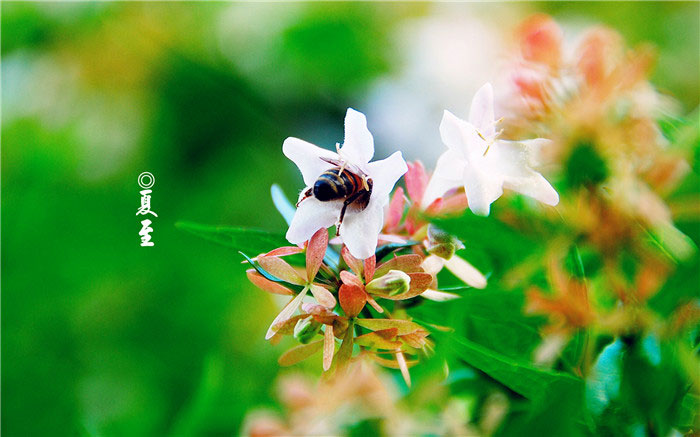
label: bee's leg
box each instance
[296,188,313,207]
[337,162,347,177]
[335,191,366,236]
[361,175,370,191]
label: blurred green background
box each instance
[2,2,698,435]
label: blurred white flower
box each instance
[284,108,407,259]
[364,7,508,162]
[422,83,559,215]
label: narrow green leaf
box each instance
[375,242,418,262]
[411,288,543,361]
[177,221,287,255]
[439,332,583,404]
[648,254,700,316]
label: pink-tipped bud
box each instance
[405,161,429,203]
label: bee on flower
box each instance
[283,108,408,260]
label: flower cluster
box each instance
[244,95,562,381]
[501,14,691,253]
[486,15,698,355]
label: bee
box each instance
[297,157,373,235]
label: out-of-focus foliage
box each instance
[2,2,698,436]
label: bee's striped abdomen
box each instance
[313,167,361,201]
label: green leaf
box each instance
[618,335,689,437]
[439,331,590,435]
[440,332,583,404]
[648,254,700,316]
[586,339,624,418]
[412,288,544,361]
[564,140,608,189]
[177,221,288,255]
[565,244,586,279]
[586,335,691,436]
[375,242,418,262]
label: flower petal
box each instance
[444,255,488,289]
[421,149,465,208]
[468,83,496,138]
[405,161,429,203]
[491,139,559,206]
[286,198,341,245]
[463,164,503,216]
[490,139,549,176]
[384,186,405,231]
[421,289,461,302]
[341,108,374,166]
[440,110,486,158]
[421,255,445,276]
[366,151,408,201]
[283,137,338,187]
[340,199,384,260]
[504,172,560,206]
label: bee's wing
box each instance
[319,157,367,177]
[320,157,343,167]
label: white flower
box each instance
[422,83,559,215]
[283,108,407,259]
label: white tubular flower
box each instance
[422,83,559,215]
[283,108,408,259]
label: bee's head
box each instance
[313,178,337,201]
